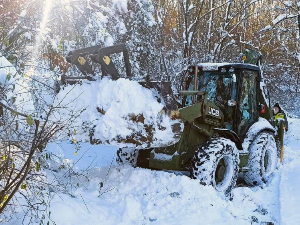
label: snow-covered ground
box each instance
[4,118,296,225]
[279,119,300,225]
[2,117,300,224]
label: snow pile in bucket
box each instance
[53,77,182,146]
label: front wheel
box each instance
[191,138,239,195]
[244,132,278,186]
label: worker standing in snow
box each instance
[273,103,288,132]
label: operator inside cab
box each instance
[183,67,237,130]
[214,75,237,130]
[184,69,237,108]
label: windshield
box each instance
[184,71,237,107]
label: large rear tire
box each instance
[191,138,239,195]
[244,132,277,186]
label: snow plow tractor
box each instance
[64,44,282,194]
[118,59,282,194]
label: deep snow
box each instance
[2,118,300,224]
[279,119,300,225]
[33,142,281,225]
[38,118,300,225]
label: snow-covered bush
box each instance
[0,55,73,219]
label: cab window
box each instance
[238,70,258,135]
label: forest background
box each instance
[1,0,300,115]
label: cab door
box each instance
[237,70,259,138]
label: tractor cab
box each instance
[180,63,266,139]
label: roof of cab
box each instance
[196,63,260,71]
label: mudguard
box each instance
[213,128,243,150]
[242,117,275,152]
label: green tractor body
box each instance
[64,44,283,191]
[132,63,275,173]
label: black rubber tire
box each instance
[116,147,139,167]
[244,132,278,186]
[191,137,239,195]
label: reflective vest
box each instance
[275,112,285,122]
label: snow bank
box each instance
[5,119,300,225]
[53,77,181,146]
[34,141,280,225]
[47,167,238,225]
[280,118,300,225]
[6,120,297,225]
